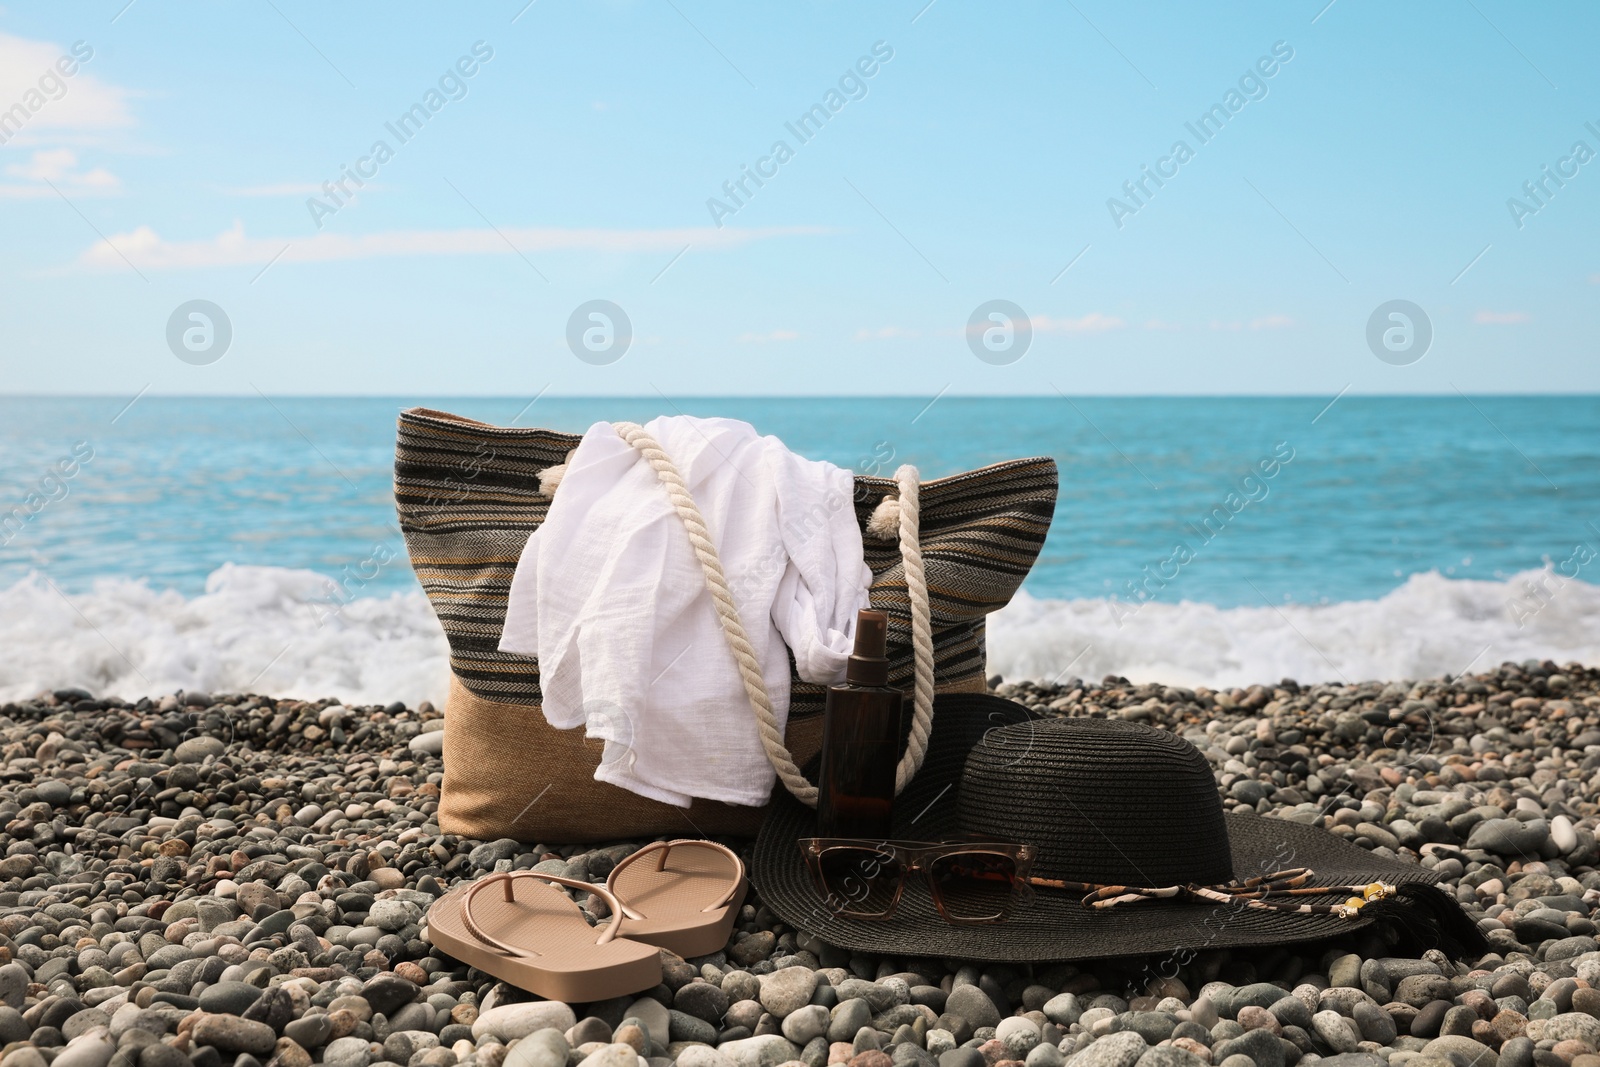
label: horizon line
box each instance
[4,391,1599,400]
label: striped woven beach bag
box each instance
[394,408,1057,843]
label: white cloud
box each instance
[1032,312,1125,333]
[1473,310,1530,325]
[0,148,119,197]
[736,329,800,343]
[75,220,831,270]
[226,183,339,197]
[0,34,134,140]
[1206,317,1292,331]
[857,313,1126,342]
[854,326,925,341]
[1140,315,1290,332]
[1,36,133,198]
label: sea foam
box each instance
[0,564,450,708]
[2,565,1596,706]
[987,569,1600,690]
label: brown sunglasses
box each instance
[798,838,1037,925]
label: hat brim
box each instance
[750,693,1438,963]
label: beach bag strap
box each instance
[611,421,935,808]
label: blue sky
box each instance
[1,0,1597,396]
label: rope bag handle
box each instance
[611,421,934,807]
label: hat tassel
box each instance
[1357,881,1489,961]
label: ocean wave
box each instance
[3,566,1597,706]
[987,569,1600,689]
[0,564,451,708]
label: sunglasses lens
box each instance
[929,851,1017,922]
[815,846,902,918]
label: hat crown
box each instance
[958,717,1234,886]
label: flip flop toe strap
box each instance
[461,872,631,957]
[607,839,745,917]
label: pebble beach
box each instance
[2,661,1598,1067]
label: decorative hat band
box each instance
[1024,866,1397,919]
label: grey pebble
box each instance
[1497,1037,1533,1067]
[780,1005,829,1046]
[1269,998,1312,1031]
[503,1029,569,1067]
[722,972,762,1005]
[727,1001,765,1033]
[1027,1045,1065,1067]
[1410,1002,1451,1039]
[1068,1031,1148,1067]
[569,1018,615,1046]
[828,1000,873,1043]
[324,1037,374,1067]
[938,1050,986,1067]
[671,1010,720,1046]
[173,735,225,763]
[1352,1002,1396,1045]
[1213,1027,1285,1067]
[1312,1011,1359,1054]
[893,1045,937,1067]
[759,968,819,1019]
[284,1014,334,1050]
[192,1015,278,1057]
[1117,1013,1175,1045]
[1419,1036,1499,1067]
[1328,955,1362,990]
[945,986,1000,1033]
[677,983,732,1026]
[1134,1048,1207,1067]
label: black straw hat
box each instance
[750,693,1487,964]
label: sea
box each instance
[3,395,1598,707]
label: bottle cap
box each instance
[846,609,889,686]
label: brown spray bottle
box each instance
[816,608,904,839]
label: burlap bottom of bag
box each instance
[436,673,987,843]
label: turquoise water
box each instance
[3,395,1596,607]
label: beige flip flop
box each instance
[426,872,662,1001]
[606,839,747,958]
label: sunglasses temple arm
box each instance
[961,870,1104,896]
[1024,875,1094,891]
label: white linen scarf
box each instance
[499,416,871,807]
